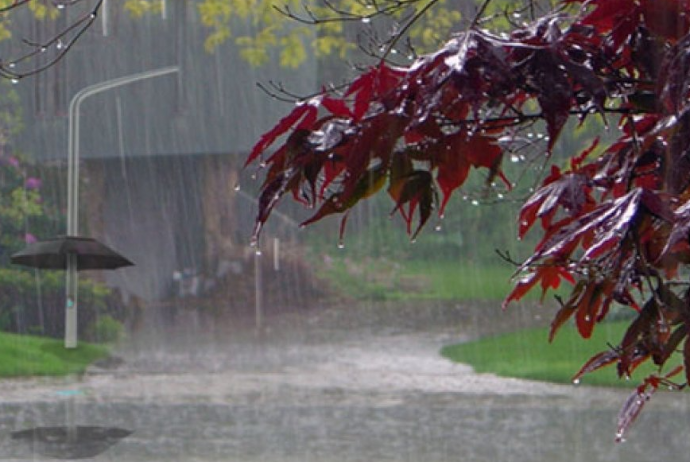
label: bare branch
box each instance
[0,0,103,81]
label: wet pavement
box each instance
[1,301,689,461]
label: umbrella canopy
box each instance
[10,236,134,271]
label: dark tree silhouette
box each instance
[248,0,690,440]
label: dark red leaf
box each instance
[252,170,297,243]
[684,335,690,386]
[322,96,353,118]
[618,298,657,377]
[503,264,575,312]
[246,101,318,167]
[388,170,435,237]
[548,302,578,342]
[518,170,593,238]
[572,349,620,383]
[574,282,604,338]
[345,70,376,121]
[616,385,655,443]
[662,201,690,258]
[502,271,541,310]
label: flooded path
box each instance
[0,302,689,461]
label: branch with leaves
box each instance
[247,0,690,440]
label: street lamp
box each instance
[65,66,180,348]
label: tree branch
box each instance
[0,0,103,80]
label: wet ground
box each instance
[1,301,690,461]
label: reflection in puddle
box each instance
[11,425,132,459]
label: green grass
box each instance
[0,332,109,377]
[318,257,558,301]
[441,321,682,388]
[395,261,517,300]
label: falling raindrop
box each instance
[435,224,442,232]
[255,249,262,256]
[234,183,241,191]
[361,17,371,24]
[10,78,19,85]
[471,199,479,206]
[57,3,65,9]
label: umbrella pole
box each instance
[65,254,78,349]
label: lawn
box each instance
[395,260,518,300]
[318,258,526,301]
[441,321,681,388]
[317,257,572,302]
[0,332,109,377]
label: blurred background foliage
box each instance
[0,77,125,342]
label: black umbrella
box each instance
[10,236,134,271]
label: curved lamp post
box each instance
[65,66,179,348]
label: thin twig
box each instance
[0,0,103,80]
[380,0,440,61]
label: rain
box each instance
[0,1,689,461]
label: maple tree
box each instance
[247,0,690,441]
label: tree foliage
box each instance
[248,0,690,440]
[196,0,468,67]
